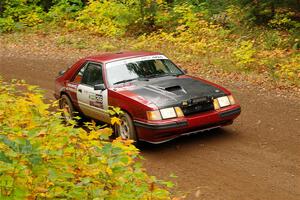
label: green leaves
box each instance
[233,40,256,69]
[72,0,139,36]
[0,151,12,163]
[0,79,173,199]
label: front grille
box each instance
[181,101,214,115]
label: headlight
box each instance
[146,110,162,120]
[147,107,184,120]
[160,107,177,119]
[174,107,184,117]
[213,99,220,110]
[228,95,235,105]
[214,95,236,110]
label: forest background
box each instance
[1,0,299,86]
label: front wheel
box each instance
[59,94,75,122]
[115,112,137,142]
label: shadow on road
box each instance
[139,127,236,152]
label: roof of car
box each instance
[85,51,163,63]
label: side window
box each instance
[73,63,87,84]
[81,63,104,86]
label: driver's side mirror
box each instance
[94,83,106,91]
[183,69,188,74]
[58,70,66,76]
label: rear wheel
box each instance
[115,112,137,142]
[60,94,75,122]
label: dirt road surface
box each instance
[1,55,299,200]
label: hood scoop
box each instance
[158,85,187,96]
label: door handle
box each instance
[78,89,82,93]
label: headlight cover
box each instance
[228,95,235,105]
[147,107,184,120]
[160,107,176,119]
[214,95,236,110]
[146,110,162,121]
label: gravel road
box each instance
[1,55,299,200]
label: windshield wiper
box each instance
[113,77,149,85]
[144,73,182,78]
[113,78,138,85]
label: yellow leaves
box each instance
[75,0,138,36]
[255,48,299,85]
[107,106,123,116]
[19,12,43,27]
[0,142,9,151]
[26,92,49,115]
[69,136,78,144]
[176,25,187,32]
[156,0,164,4]
[78,131,89,140]
[79,128,112,141]
[88,130,102,140]
[0,80,173,199]
[27,85,39,91]
[101,127,113,138]
[0,83,50,132]
[106,167,113,175]
[114,137,134,146]
[37,130,47,137]
[51,186,64,195]
[274,58,300,83]
[46,181,54,187]
[233,40,256,69]
[0,110,4,121]
[79,165,102,177]
[111,117,121,125]
[34,187,48,193]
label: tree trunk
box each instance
[140,0,145,19]
[0,1,4,16]
[270,2,275,17]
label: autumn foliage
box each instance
[0,79,173,199]
[1,0,299,86]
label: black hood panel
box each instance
[127,76,225,108]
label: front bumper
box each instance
[134,105,241,143]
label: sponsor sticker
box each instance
[89,94,96,100]
[66,83,77,93]
[106,55,168,67]
[90,101,103,109]
[89,94,103,109]
[95,94,103,103]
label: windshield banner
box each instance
[106,55,168,67]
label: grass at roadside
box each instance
[1,28,299,92]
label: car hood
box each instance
[119,76,226,108]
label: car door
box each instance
[76,62,110,123]
[66,62,87,107]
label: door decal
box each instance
[89,93,96,100]
[66,83,78,93]
[89,101,103,109]
[88,93,103,109]
[95,94,103,104]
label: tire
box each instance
[115,112,137,142]
[60,94,76,123]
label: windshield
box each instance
[106,56,183,86]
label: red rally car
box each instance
[54,51,241,144]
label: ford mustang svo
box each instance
[54,51,241,143]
